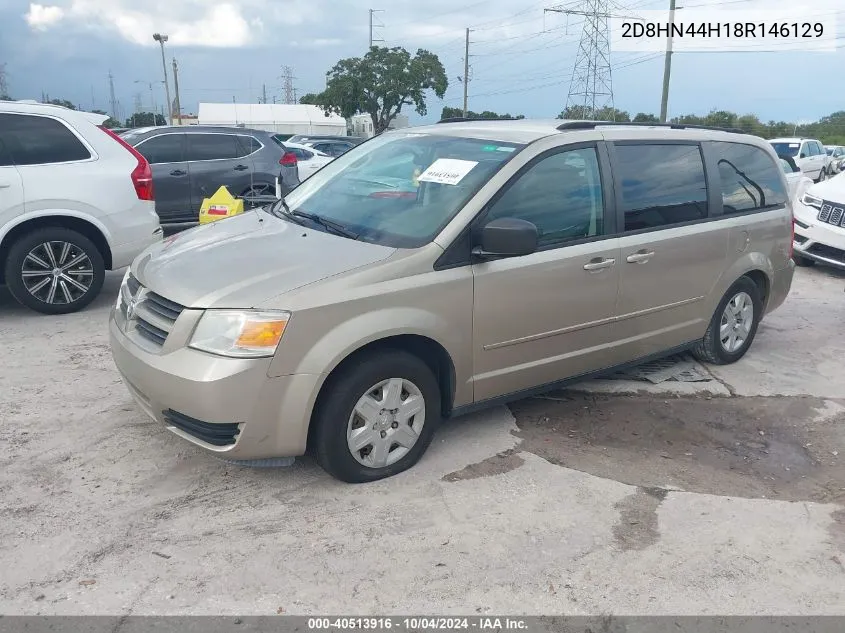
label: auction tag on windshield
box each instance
[418,159,478,186]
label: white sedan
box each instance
[283,142,334,182]
[793,170,845,269]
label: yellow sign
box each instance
[199,186,244,225]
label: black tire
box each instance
[794,254,816,267]
[313,349,441,483]
[692,276,763,366]
[817,168,827,183]
[241,183,276,208]
[4,227,105,315]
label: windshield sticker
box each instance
[789,144,800,148]
[482,145,516,153]
[418,159,479,185]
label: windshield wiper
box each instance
[288,209,360,240]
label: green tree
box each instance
[125,112,166,127]
[557,105,630,122]
[440,106,524,120]
[92,109,121,129]
[301,46,448,134]
[632,112,659,123]
[46,98,76,110]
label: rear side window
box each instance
[235,135,261,155]
[0,113,91,165]
[135,134,185,164]
[186,134,243,161]
[713,142,788,214]
[615,144,708,232]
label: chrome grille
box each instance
[119,274,184,349]
[818,201,845,227]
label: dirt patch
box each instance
[510,392,845,503]
[442,448,524,482]
[612,487,668,551]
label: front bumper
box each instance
[793,214,845,269]
[109,313,320,459]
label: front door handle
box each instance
[626,250,655,264]
[170,169,187,176]
[583,257,616,272]
[234,164,249,171]
[0,183,10,189]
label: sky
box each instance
[0,0,843,126]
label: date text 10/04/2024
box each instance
[307,618,529,630]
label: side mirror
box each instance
[473,217,539,258]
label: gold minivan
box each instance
[109,120,795,482]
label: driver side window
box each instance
[485,147,604,247]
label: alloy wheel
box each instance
[21,241,94,305]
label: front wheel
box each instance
[692,277,763,365]
[313,350,441,483]
[4,227,105,315]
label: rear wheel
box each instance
[4,227,105,315]
[692,277,763,365]
[313,350,441,483]
[817,168,827,182]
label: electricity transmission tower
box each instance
[369,9,384,49]
[281,66,297,104]
[108,71,118,120]
[546,1,629,119]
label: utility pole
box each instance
[546,2,635,119]
[369,9,384,49]
[462,28,470,118]
[153,33,173,125]
[90,85,96,111]
[0,64,9,98]
[171,58,182,125]
[108,71,118,120]
[659,0,677,122]
[262,83,267,104]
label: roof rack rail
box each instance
[556,120,748,134]
[436,116,519,124]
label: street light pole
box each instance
[153,33,173,125]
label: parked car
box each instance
[777,154,813,203]
[121,126,300,227]
[110,120,794,482]
[0,101,161,314]
[769,137,831,182]
[286,135,365,157]
[282,142,334,181]
[792,171,845,269]
[825,145,845,175]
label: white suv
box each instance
[769,137,831,182]
[0,101,162,314]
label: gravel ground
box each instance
[1,265,844,615]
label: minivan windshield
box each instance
[280,132,524,247]
[770,142,800,157]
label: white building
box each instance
[348,113,410,138]
[197,103,347,135]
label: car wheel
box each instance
[241,183,275,208]
[817,168,827,182]
[692,277,763,366]
[313,350,441,483]
[794,254,816,267]
[4,227,105,315]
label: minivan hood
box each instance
[807,173,845,202]
[133,210,396,308]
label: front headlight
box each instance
[189,310,290,358]
[115,269,131,310]
[801,192,823,209]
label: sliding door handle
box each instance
[583,258,616,271]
